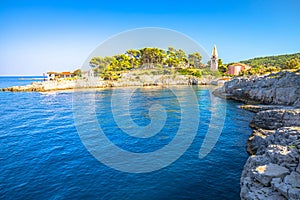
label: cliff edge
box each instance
[215,70,300,200]
[222,70,300,107]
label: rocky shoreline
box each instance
[218,70,300,107]
[0,75,222,92]
[2,71,299,199]
[215,70,300,199]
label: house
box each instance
[227,63,251,75]
[47,71,75,80]
[81,69,96,79]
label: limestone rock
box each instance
[247,129,274,155]
[222,71,300,200]
[223,71,300,106]
[270,172,300,200]
[241,127,300,200]
[252,163,289,186]
[1,75,221,92]
[250,109,300,130]
[240,104,294,113]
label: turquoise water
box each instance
[0,77,254,199]
[0,76,44,88]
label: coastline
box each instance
[0,75,224,92]
[2,71,299,199]
[214,70,300,200]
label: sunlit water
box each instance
[0,77,254,200]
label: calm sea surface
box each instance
[0,77,254,200]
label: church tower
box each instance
[211,45,218,71]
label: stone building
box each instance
[210,45,218,71]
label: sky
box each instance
[0,0,299,75]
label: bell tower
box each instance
[211,45,218,71]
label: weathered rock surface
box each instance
[247,129,274,155]
[218,71,300,199]
[252,163,290,186]
[0,78,108,92]
[241,105,300,200]
[0,75,221,92]
[250,109,300,130]
[239,104,293,113]
[223,70,300,107]
[241,125,300,200]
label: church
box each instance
[210,45,218,71]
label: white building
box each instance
[81,68,96,79]
[47,71,75,80]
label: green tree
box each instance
[89,56,116,76]
[284,58,300,69]
[176,49,188,67]
[126,49,141,69]
[113,54,131,70]
[188,52,202,68]
[218,58,223,67]
[73,69,82,77]
[166,47,179,67]
[140,47,166,68]
[217,59,227,73]
[89,56,114,69]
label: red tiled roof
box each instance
[61,72,73,75]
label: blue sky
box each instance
[0,0,299,75]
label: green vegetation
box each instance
[240,53,300,69]
[217,59,228,74]
[239,53,300,76]
[284,58,300,69]
[89,47,300,79]
[89,47,219,80]
[240,66,280,76]
[178,68,202,77]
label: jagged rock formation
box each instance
[250,109,300,130]
[216,70,300,200]
[241,125,300,200]
[223,70,300,107]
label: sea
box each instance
[0,76,254,200]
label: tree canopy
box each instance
[283,58,300,69]
[240,53,300,69]
[238,53,300,76]
[89,47,206,80]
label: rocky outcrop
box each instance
[250,109,300,130]
[223,70,300,107]
[1,75,221,92]
[239,104,293,113]
[241,108,300,199]
[241,126,300,200]
[217,70,300,199]
[0,78,108,92]
[246,128,275,155]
